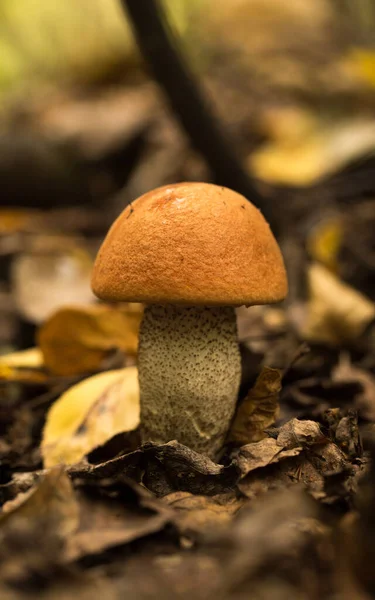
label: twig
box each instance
[121,0,276,229]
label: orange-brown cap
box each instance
[91,182,288,306]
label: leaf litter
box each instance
[2,2,375,596]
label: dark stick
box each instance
[121,0,275,227]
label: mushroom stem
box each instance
[138,304,241,457]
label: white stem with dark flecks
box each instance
[138,304,241,457]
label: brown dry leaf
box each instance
[235,437,302,478]
[275,418,326,448]
[66,478,172,562]
[41,367,140,467]
[164,491,245,539]
[228,366,282,445]
[301,262,375,345]
[0,466,79,538]
[69,440,240,497]
[332,354,375,421]
[234,418,326,478]
[38,303,143,376]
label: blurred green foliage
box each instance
[0,0,203,94]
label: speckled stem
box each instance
[138,304,241,457]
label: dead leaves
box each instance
[41,367,140,467]
[0,466,171,572]
[332,354,375,421]
[235,437,302,476]
[302,262,375,345]
[164,491,245,539]
[38,303,143,376]
[228,366,282,445]
[235,418,325,478]
[70,440,240,498]
[1,467,79,537]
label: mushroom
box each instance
[91,182,287,457]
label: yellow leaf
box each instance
[38,303,143,376]
[0,347,47,384]
[41,367,140,467]
[307,219,343,272]
[346,47,375,88]
[249,117,375,186]
[0,209,42,234]
[302,263,375,345]
[0,347,44,369]
[228,366,282,445]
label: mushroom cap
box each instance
[92,182,288,306]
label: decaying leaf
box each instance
[0,468,171,568]
[234,418,326,478]
[1,466,79,538]
[302,262,375,345]
[69,440,240,497]
[333,354,375,421]
[41,367,140,467]
[65,477,172,562]
[212,487,331,599]
[234,437,302,478]
[164,491,245,539]
[228,366,282,445]
[38,303,143,376]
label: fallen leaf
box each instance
[0,347,46,383]
[0,209,36,234]
[0,364,48,384]
[164,491,245,539]
[0,347,43,369]
[234,437,302,477]
[41,367,140,467]
[302,262,375,345]
[211,487,330,599]
[307,217,344,272]
[65,477,172,562]
[69,440,240,497]
[238,455,324,499]
[11,240,95,324]
[0,468,171,569]
[249,114,375,185]
[228,366,282,445]
[346,47,375,88]
[0,467,78,591]
[333,354,375,421]
[1,466,79,539]
[234,418,326,478]
[274,418,326,448]
[38,303,143,376]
